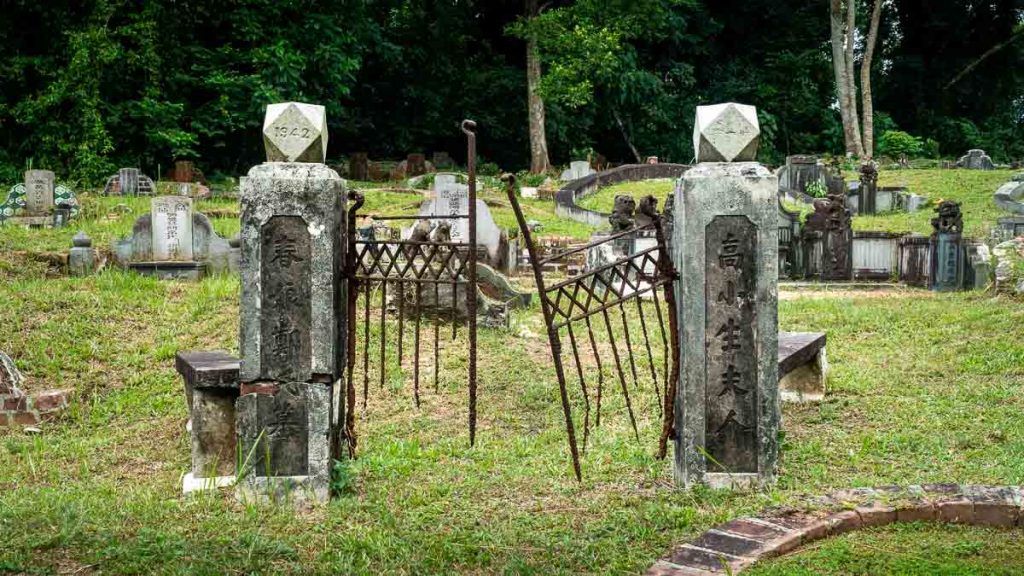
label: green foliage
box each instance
[0,0,1020,183]
[805,181,827,198]
[878,130,924,158]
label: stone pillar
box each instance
[858,161,878,215]
[237,101,346,503]
[349,152,369,181]
[406,153,428,177]
[24,170,55,215]
[119,168,140,196]
[68,232,95,276]
[673,103,779,490]
[930,200,965,292]
[151,196,194,261]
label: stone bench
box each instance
[175,350,241,492]
[778,332,827,403]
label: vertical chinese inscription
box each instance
[260,216,312,381]
[24,170,54,214]
[151,197,194,260]
[704,216,758,473]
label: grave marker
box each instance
[673,103,779,490]
[23,170,55,215]
[151,196,194,261]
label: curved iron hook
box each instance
[460,119,477,136]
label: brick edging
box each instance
[0,388,71,427]
[646,484,1023,575]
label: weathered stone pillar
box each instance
[237,102,346,503]
[673,103,779,490]
[858,161,878,215]
[930,200,965,291]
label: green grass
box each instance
[748,523,1024,575]
[1,264,1023,573]
[855,169,1017,237]
[576,180,674,213]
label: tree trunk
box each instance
[844,0,864,157]
[526,0,550,174]
[613,109,643,163]
[829,1,856,156]
[860,0,883,159]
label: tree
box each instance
[525,0,551,174]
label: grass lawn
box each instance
[1,168,1022,574]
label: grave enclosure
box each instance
[173,101,829,505]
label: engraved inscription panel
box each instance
[260,216,313,381]
[151,196,194,260]
[24,170,54,214]
[704,216,758,473]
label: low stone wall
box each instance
[647,484,1024,575]
[554,163,690,226]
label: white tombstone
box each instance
[262,102,328,163]
[24,170,55,215]
[560,160,595,181]
[151,196,194,261]
[693,103,760,163]
[520,187,539,199]
[408,177,503,261]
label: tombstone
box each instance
[804,193,853,281]
[956,149,995,170]
[672,103,779,490]
[151,196,195,261]
[993,174,1024,215]
[236,101,346,503]
[432,151,454,169]
[559,160,595,181]
[114,209,234,280]
[68,232,95,276]
[406,153,428,177]
[930,200,965,291]
[23,170,55,215]
[409,174,505,265]
[349,152,369,181]
[776,155,825,195]
[102,168,156,196]
[857,161,879,215]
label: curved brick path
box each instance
[646,484,1023,575]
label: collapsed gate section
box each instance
[343,121,480,454]
[504,176,680,480]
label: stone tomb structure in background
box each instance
[103,167,156,196]
[114,196,236,279]
[0,170,79,228]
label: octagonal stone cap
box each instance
[262,102,328,163]
[693,103,760,163]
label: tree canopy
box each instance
[0,0,1021,185]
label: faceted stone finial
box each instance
[72,231,92,248]
[693,103,760,163]
[262,102,328,163]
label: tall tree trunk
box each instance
[844,0,865,157]
[830,0,856,156]
[526,0,550,174]
[860,0,883,159]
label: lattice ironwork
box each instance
[504,174,680,480]
[344,121,480,454]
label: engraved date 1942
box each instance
[273,126,312,139]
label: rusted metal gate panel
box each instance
[504,176,680,480]
[344,121,480,453]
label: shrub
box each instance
[879,130,924,158]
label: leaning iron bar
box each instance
[502,173,582,481]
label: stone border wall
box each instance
[554,163,691,226]
[647,484,1023,575]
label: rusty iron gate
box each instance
[504,176,680,480]
[344,120,480,454]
